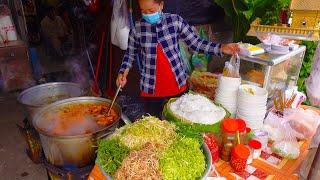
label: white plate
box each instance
[239,84,268,97]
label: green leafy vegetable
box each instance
[159,137,206,180]
[96,139,130,175]
[214,0,276,42]
[260,0,291,25]
[112,116,177,150]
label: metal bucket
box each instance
[17,82,86,123]
[32,97,121,168]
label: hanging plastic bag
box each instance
[191,27,211,72]
[222,54,240,78]
[111,0,130,50]
[179,41,192,74]
[0,5,18,43]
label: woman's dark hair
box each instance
[138,0,164,4]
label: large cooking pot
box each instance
[18,82,85,123]
[32,97,122,168]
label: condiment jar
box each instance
[220,118,238,162]
[204,133,219,162]
[253,130,268,150]
[230,144,250,172]
[248,139,262,159]
[247,149,253,165]
[236,119,247,143]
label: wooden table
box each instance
[214,140,310,180]
[214,105,319,180]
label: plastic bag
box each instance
[263,112,285,142]
[111,0,130,50]
[179,41,192,74]
[285,87,306,108]
[222,54,240,78]
[0,5,18,43]
[264,111,300,159]
[284,108,320,139]
[271,122,300,159]
[191,27,211,72]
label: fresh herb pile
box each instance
[96,116,207,179]
[96,139,129,175]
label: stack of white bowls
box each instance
[237,84,268,129]
[215,76,241,117]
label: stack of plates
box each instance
[237,85,268,130]
[215,76,241,117]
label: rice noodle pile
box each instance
[170,94,226,124]
[114,143,162,180]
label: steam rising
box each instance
[65,45,96,90]
[38,112,103,136]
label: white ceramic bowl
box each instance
[215,91,238,99]
[239,85,268,98]
[219,76,241,83]
[218,76,241,89]
[215,95,238,102]
[271,44,289,52]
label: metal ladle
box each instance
[107,85,122,115]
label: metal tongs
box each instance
[107,85,122,115]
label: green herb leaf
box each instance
[96,139,130,175]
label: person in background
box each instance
[41,6,70,56]
[116,0,240,117]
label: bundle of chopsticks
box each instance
[273,90,297,113]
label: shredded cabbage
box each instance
[159,137,206,180]
[112,116,177,150]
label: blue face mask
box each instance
[142,11,162,24]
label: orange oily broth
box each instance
[39,103,119,136]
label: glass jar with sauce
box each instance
[236,119,247,144]
[220,118,238,162]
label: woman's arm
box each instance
[117,29,139,87]
[119,28,139,74]
[178,15,239,56]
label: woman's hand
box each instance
[116,69,129,88]
[221,43,240,55]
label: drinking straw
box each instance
[237,131,241,144]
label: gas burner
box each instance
[43,160,93,180]
[17,117,43,164]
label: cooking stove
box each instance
[17,117,43,164]
[18,117,94,180]
[44,160,93,180]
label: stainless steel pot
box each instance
[32,97,121,168]
[17,82,85,123]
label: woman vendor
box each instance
[117,0,240,117]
